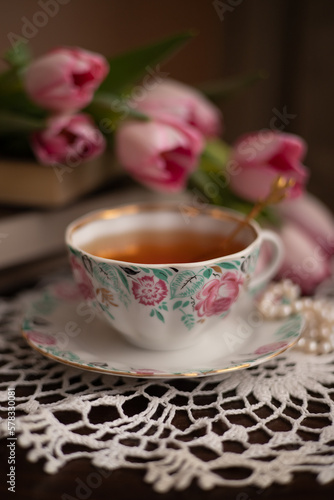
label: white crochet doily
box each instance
[1,276,334,493]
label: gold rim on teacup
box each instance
[66,202,259,267]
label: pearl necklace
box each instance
[256,280,334,355]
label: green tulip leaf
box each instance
[201,139,231,173]
[0,111,46,133]
[87,92,149,131]
[98,31,194,95]
[3,43,32,68]
[198,70,268,102]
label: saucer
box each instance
[22,278,304,378]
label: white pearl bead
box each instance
[297,337,306,349]
[320,326,330,340]
[304,339,318,354]
[257,280,334,355]
[306,311,318,324]
[312,301,323,312]
[293,300,304,312]
[318,341,332,354]
[302,298,313,309]
[328,312,334,322]
[281,304,293,316]
[308,328,318,339]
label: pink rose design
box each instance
[70,255,95,300]
[24,47,109,111]
[52,282,82,301]
[27,332,56,345]
[229,131,308,202]
[31,113,106,167]
[195,272,244,318]
[133,368,164,376]
[132,276,168,306]
[255,341,289,355]
[115,114,203,192]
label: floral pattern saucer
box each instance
[22,278,304,378]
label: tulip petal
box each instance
[276,192,334,256]
[277,222,331,294]
[229,131,308,202]
[232,131,281,166]
[134,78,222,137]
[115,116,203,192]
[229,164,279,201]
[24,47,109,112]
[279,133,307,161]
[31,114,105,166]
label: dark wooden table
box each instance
[1,436,334,500]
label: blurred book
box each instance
[0,152,120,208]
[0,181,189,294]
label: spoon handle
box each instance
[222,176,295,249]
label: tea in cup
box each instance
[65,203,283,350]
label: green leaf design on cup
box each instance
[181,312,195,330]
[203,268,213,279]
[94,262,118,289]
[170,270,205,299]
[93,262,130,307]
[115,267,130,293]
[155,309,165,323]
[173,300,183,310]
[152,269,169,282]
[219,262,239,270]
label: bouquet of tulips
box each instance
[0,33,333,294]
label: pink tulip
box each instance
[134,78,222,137]
[229,131,308,202]
[24,47,109,111]
[273,192,334,294]
[31,114,106,166]
[275,192,334,257]
[277,222,331,294]
[115,114,203,192]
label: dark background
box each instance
[1,3,334,497]
[1,0,333,211]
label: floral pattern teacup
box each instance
[65,203,283,350]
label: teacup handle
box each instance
[249,230,284,294]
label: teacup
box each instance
[65,203,283,350]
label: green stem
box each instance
[0,111,46,134]
[198,70,268,101]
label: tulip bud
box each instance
[31,114,106,167]
[115,114,203,192]
[24,47,109,111]
[229,131,308,202]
